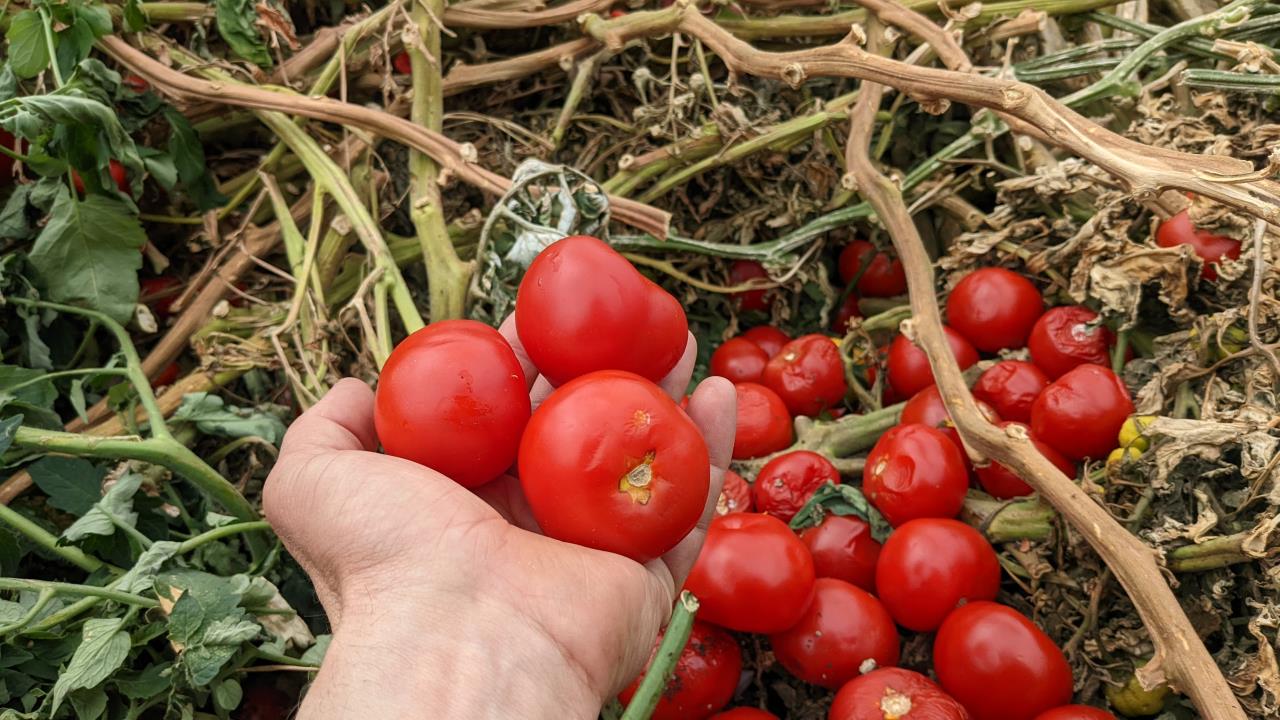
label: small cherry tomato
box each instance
[838,240,907,298]
[1032,706,1117,720]
[885,328,979,399]
[762,334,848,417]
[830,668,971,720]
[972,360,1049,423]
[975,422,1076,499]
[752,450,840,523]
[934,602,1073,720]
[799,514,881,593]
[520,370,709,563]
[733,383,793,459]
[684,513,816,633]
[769,578,900,690]
[619,621,742,720]
[392,51,412,74]
[741,326,790,358]
[875,518,1000,632]
[1156,209,1241,281]
[1031,364,1134,461]
[717,469,752,516]
[730,259,770,312]
[833,293,862,333]
[711,337,770,384]
[152,361,180,388]
[1027,306,1114,379]
[946,268,1044,352]
[899,385,1001,465]
[140,276,182,318]
[712,709,778,720]
[122,73,149,92]
[864,424,969,526]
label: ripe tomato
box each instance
[1156,209,1241,281]
[741,326,790,358]
[730,259,770,312]
[833,293,862,333]
[752,450,840,522]
[830,668,971,720]
[711,337,769,384]
[769,578,900,689]
[799,514,881,592]
[934,602,1073,720]
[762,334,848,417]
[520,370,708,562]
[838,240,907,297]
[122,73,150,92]
[619,621,742,720]
[717,469,752,516]
[975,422,1076,498]
[863,424,969,526]
[875,518,1000,631]
[1032,706,1117,720]
[885,328,979,399]
[516,235,688,386]
[1030,364,1134,461]
[392,51,412,74]
[1027,306,1114,379]
[684,513,815,633]
[109,159,129,194]
[899,385,1001,465]
[712,709,778,720]
[733,383,793,459]
[946,268,1044,352]
[972,360,1049,423]
[140,276,182,317]
[152,361,180,388]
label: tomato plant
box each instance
[717,469,753,516]
[1155,209,1241,281]
[1031,364,1134,461]
[971,360,1049,423]
[798,514,881,593]
[833,293,862,333]
[762,334,848,416]
[619,621,743,720]
[711,337,770,384]
[863,424,969,526]
[1032,706,1117,720]
[732,383,794,459]
[875,518,1000,631]
[975,422,1076,499]
[830,668,972,720]
[838,240,907,297]
[770,578,900,689]
[885,328,979,399]
[1027,306,1114,379]
[899,384,1000,464]
[946,268,1044,352]
[711,709,778,720]
[752,450,840,522]
[741,325,790,358]
[730,259,771,312]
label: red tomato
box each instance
[1030,364,1134,461]
[684,513,815,633]
[140,276,182,318]
[741,326,790,358]
[863,424,969,526]
[717,469,752,516]
[752,450,840,523]
[152,361,180,388]
[799,514,881,592]
[1027,306,1114,379]
[833,293,862,333]
[0,130,16,181]
[972,360,1049,424]
[899,385,1000,465]
[732,383,793,459]
[375,320,530,487]
[711,338,769,384]
[122,73,149,92]
[769,578,900,690]
[520,370,708,562]
[516,236,688,386]
[729,259,770,312]
[874,518,1000,631]
[830,668,971,720]
[1032,706,1117,720]
[933,602,1073,720]
[712,709,778,720]
[762,334,848,417]
[392,51,412,74]
[975,422,1076,499]
[946,268,1044,352]
[1156,210,1241,281]
[885,328,979,399]
[838,240,907,297]
[71,160,130,196]
[619,621,742,720]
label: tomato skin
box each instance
[972,360,1049,424]
[976,422,1076,498]
[717,469,753,516]
[392,51,412,74]
[753,450,840,523]
[833,293,862,333]
[711,337,770,384]
[1031,364,1134,461]
[1155,210,1241,281]
[1032,706,1117,720]
[799,514,881,592]
[140,276,182,317]
[730,259,770,312]
[762,334,848,417]
[516,235,688,386]
[520,370,709,562]
[769,578,900,690]
[946,268,1044,352]
[684,513,816,633]
[741,326,790,358]
[732,383,794,459]
[122,73,149,92]
[619,621,742,720]
[839,240,907,297]
[152,361,180,388]
[830,668,972,720]
[934,602,1073,720]
[863,424,970,526]
[885,328,979,399]
[1027,306,1114,379]
[712,709,778,720]
[899,385,1000,465]
[109,159,129,194]
[875,518,1000,631]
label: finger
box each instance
[658,332,698,402]
[279,378,379,457]
[497,314,539,392]
[529,375,556,412]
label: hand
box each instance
[263,318,736,719]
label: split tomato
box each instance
[769,578,900,690]
[885,328,979,399]
[762,334,848,417]
[619,621,742,720]
[838,240,907,297]
[730,259,770,312]
[741,326,790,358]
[863,424,969,526]
[798,514,881,593]
[975,422,1076,499]
[1027,306,1114,379]
[717,469,753,516]
[972,360,1049,424]
[1156,209,1241,281]
[946,268,1044,352]
[1031,364,1134,461]
[711,337,770,384]
[874,518,1000,631]
[732,383,793,459]
[829,668,971,720]
[752,450,840,523]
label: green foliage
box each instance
[172,394,288,445]
[216,0,272,66]
[789,483,893,542]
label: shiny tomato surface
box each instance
[711,337,770,384]
[946,268,1044,352]
[972,360,1049,423]
[752,450,841,523]
[1032,706,1117,720]
[829,668,971,720]
[762,334,848,417]
[1030,364,1134,461]
[886,328,979,399]
[769,578,900,689]
[975,422,1076,499]
[730,259,771,312]
[732,383,794,459]
[863,424,969,526]
[799,514,881,593]
[741,326,791,358]
[619,621,743,720]
[1156,209,1241,281]
[839,240,907,297]
[875,518,1001,631]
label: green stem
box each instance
[1112,329,1129,374]
[619,592,698,720]
[0,578,157,607]
[1180,69,1280,92]
[0,503,105,573]
[176,521,273,554]
[0,367,126,395]
[37,6,64,87]
[0,588,54,635]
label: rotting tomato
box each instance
[946,268,1044,352]
[975,422,1076,499]
[799,513,881,593]
[829,667,971,720]
[1027,306,1114,379]
[741,326,790,358]
[838,240,907,298]
[375,320,530,488]
[863,424,969,526]
[684,513,815,633]
[752,450,840,523]
[762,334,848,417]
[833,293,862,333]
[619,621,742,720]
[1031,364,1134,461]
[392,51,412,74]
[885,328,979,399]
[1032,706,1117,720]
[1156,209,1241,281]
[732,383,794,459]
[140,276,182,318]
[717,469,752,516]
[899,385,1001,465]
[730,259,771,312]
[519,370,709,563]
[711,337,770,384]
[516,235,688,386]
[933,602,1073,720]
[874,518,1000,632]
[711,709,778,720]
[769,578,901,690]
[972,360,1049,424]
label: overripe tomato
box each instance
[718,469,752,516]
[122,73,149,92]
[833,293,862,333]
[762,334,848,417]
[732,383,793,459]
[975,422,1076,498]
[885,328,979,399]
[741,326,790,358]
[946,268,1044,352]
[863,424,969,526]
[830,668,971,720]
[1032,706,1117,720]
[619,621,742,720]
[752,450,840,522]
[730,259,770,312]
[684,513,815,633]
[972,360,1049,423]
[711,338,769,384]
[519,370,709,562]
[712,709,778,720]
[799,514,881,592]
[838,240,907,297]
[1027,306,1114,379]
[875,518,1000,631]
[899,385,1001,465]
[152,361,180,388]
[392,51,412,74]
[934,602,1073,720]
[770,578,900,689]
[1156,210,1241,281]
[516,236,688,386]
[1030,364,1134,461]
[140,276,182,318]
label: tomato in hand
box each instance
[799,514,881,592]
[946,268,1044,352]
[712,709,778,720]
[864,424,969,526]
[934,602,1073,720]
[972,360,1049,423]
[1032,706,1117,720]
[1031,364,1134,461]
[711,337,770,384]
[976,422,1076,499]
[899,384,1001,465]
[885,328,979,399]
[752,450,840,523]
[769,578,900,690]
[741,326,790,358]
[516,235,688,386]
[619,621,742,720]
[838,240,907,297]
[730,259,771,312]
[1027,306,1114,379]
[684,513,815,633]
[762,334,848,417]
[875,518,1000,631]
[833,293,862,333]
[375,320,530,488]
[1156,209,1241,281]
[732,383,793,459]
[830,668,971,720]
[520,370,708,563]
[140,276,182,318]
[717,469,752,516]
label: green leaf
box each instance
[300,634,331,665]
[5,11,50,80]
[2,92,144,183]
[60,473,142,544]
[0,365,56,409]
[788,483,893,542]
[68,379,87,423]
[122,0,147,32]
[68,686,107,720]
[165,109,226,210]
[140,151,177,191]
[172,393,286,445]
[112,663,170,699]
[0,185,35,240]
[0,529,22,577]
[75,6,113,38]
[0,415,22,456]
[212,678,242,711]
[115,541,180,594]
[49,618,131,714]
[215,0,271,66]
[27,457,104,516]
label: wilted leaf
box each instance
[50,618,131,713]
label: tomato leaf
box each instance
[215,0,271,67]
[212,678,243,711]
[165,109,227,210]
[68,686,107,720]
[0,185,36,240]
[172,393,286,445]
[60,473,142,544]
[49,618,132,714]
[788,483,893,542]
[116,541,181,594]
[0,415,21,457]
[5,11,51,80]
[112,663,171,699]
[27,457,104,516]
[122,0,147,31]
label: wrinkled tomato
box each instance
[863,424,969,526]
[1027,306,1114,379]
[732,383,794,459]
[1030,364,1134,461]
[972,360,1049,424]
[946,268,1044,352]
[711,337,770,384]
[619,621,742,720]
[741,326,790,358]
[1156,210,1241,281]
[769,578,900,690]
[885,328,979,399]
[874,518,1001,631]
[752,450,841,523]
[717,469,753,516]
[762,334,848,417]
